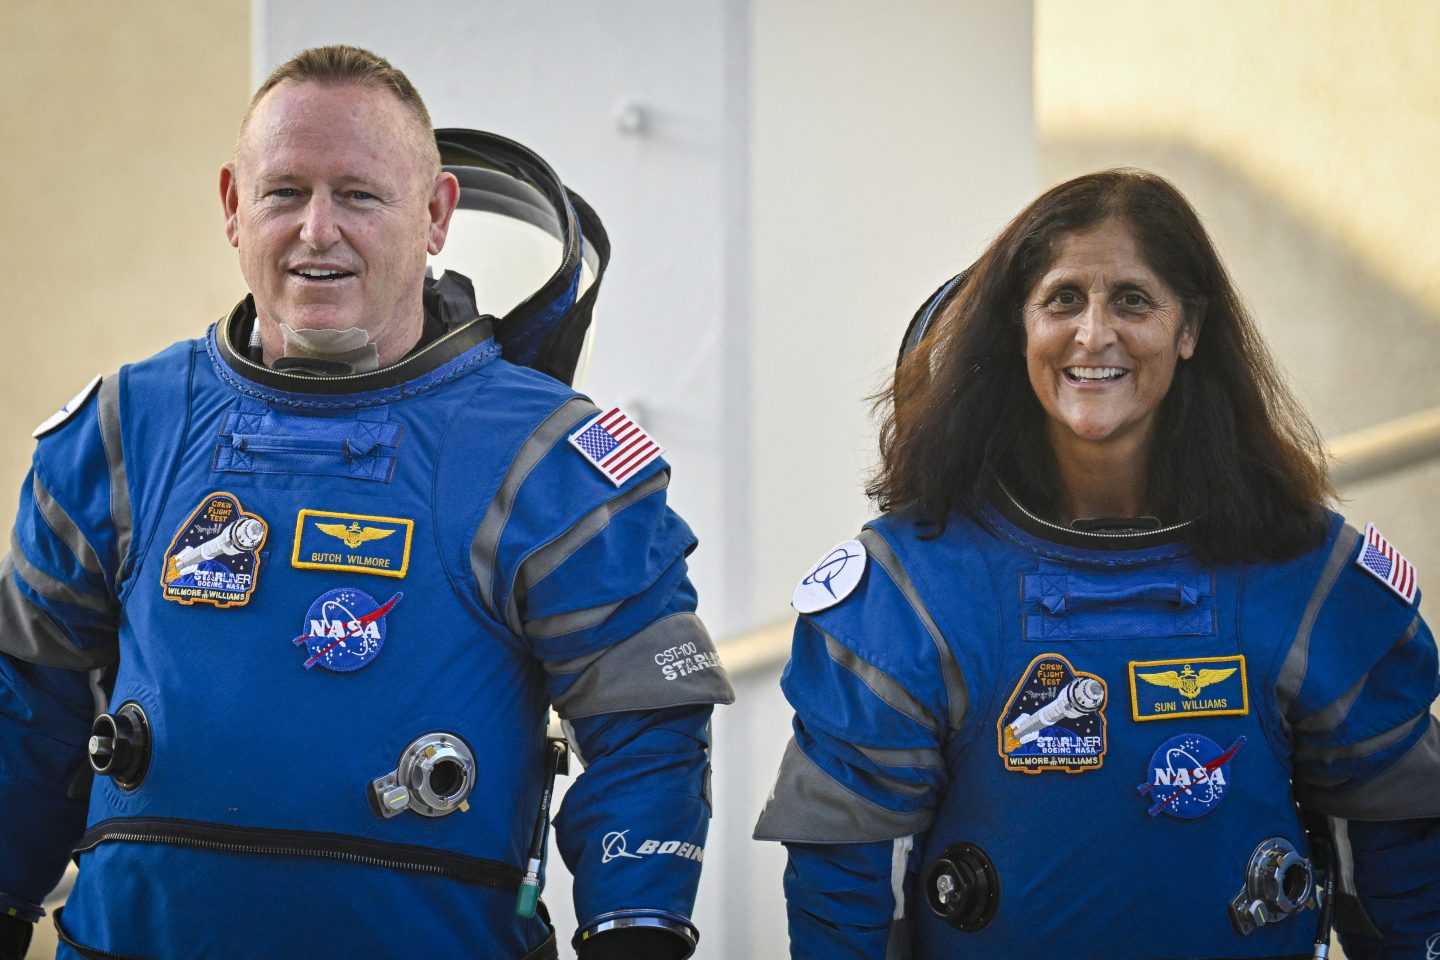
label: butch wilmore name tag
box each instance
[292,509,413,579]
[1128,655,1249,722]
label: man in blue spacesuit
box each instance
[0,45,732,959]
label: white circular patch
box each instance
[792,538,867,614]
[32,374,103,439]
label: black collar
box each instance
[214,294,494,396]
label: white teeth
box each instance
[296,268,346,278]
[1067,366,1125,381]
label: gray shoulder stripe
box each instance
[1293,616,1420,735]
[854,742,945,772]
[0,554,117,670]
[821,628,939,734]
[1298,720,1440,820]
[32,474,105,577]
[469,397,599,616]
[753,738,934,843]
[507,469,670,635]
[95,375,132,581]
[1293,710,1425,763]
[548,612,735,720]
[1277,525,1359,720]
[857,528,968,734]
[9,532,114,616]
[527,599,625,640]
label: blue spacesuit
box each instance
[0,294,734,958]
[756,491,1440,960]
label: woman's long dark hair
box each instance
[869,169,1332,562]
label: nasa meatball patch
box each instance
[997,653,1108,774]
[160,493,268,608]
[292,588,402,672]
[792,539,867,613]
[1138,733,1245,819]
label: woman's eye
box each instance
[1119,292,1150,308]
[1050,290,1080,307]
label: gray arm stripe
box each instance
[753,738,933,843]
[1297,719,1440,819]
[33,475,104,577]
[508,469,670,635]
[1293,616,1420,735]
[469,397,599,616]
[546,612,735,720]
[857,528,968,734]
[1277,525,1359,720]
[821,628,939,734]
[0,554,116,669]
[1293,710,1425,763]
[855,742,945,773]
[8,532,114,616]
[95,375,133,581]
[526,600,625,640]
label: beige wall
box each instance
[0,2,250,523]
[1037,0,1440,614]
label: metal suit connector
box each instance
[370,733,477,819]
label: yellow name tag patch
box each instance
[1128,654,1249,722]
[291,510,413,580]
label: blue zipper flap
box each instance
[213,399,403,482]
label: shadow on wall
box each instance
[1045,138,1440,632]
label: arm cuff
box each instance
[574,909,698,959]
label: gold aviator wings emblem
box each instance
[1136,664,1238,700]
[315,521,398,550]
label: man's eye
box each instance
[347,191,377,202]
[268,188,300,199]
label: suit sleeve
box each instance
[0,377,126,922]
[1283,526,1440,959]
[471,396,734,955]
[754,529,961,960]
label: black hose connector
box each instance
[88,701,151,791]
[923,841,1000,931]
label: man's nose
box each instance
[1073,302,1117,350]
[299,196,340,249]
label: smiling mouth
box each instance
[1064,366,1127,383]
[291,268,355,283]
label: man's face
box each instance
[221,81,458,365]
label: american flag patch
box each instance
[568,406,664,486]
[1356,523,1417,604]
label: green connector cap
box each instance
[515,880,540,918]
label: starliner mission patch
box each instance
[997,653,1108,774]
[160,492,268,608]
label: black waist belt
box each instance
[75,816,523,889]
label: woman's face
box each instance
[1022,219,1196,457]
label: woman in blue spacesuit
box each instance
[755,169,1440,960]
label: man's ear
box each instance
[220,163,241,248]
[426,171,462,256]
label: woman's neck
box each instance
[1048,428,1154,523]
